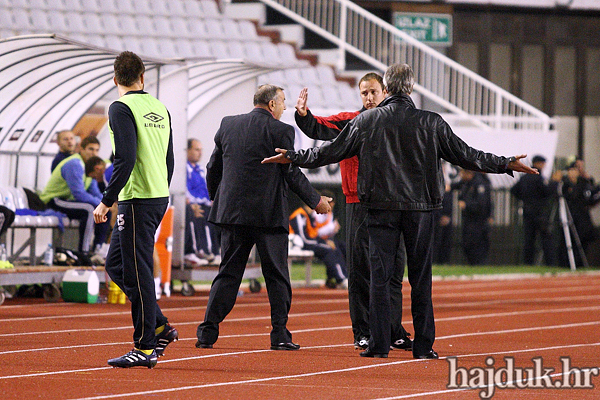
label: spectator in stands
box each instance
[510,155,561,265]
[195,84,331,351]
[294,73,412,351]
[559,157,600,267]
[51,130,76,172]
[40,135,109,257]
[184,138,220,267]
[289,201,348,289]
[262,63,538,359]
[454,169,493,265]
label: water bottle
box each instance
[0,244,6,262]
[43,243,54,266]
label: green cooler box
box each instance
[62,269,100,303]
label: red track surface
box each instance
[2,273,600,399]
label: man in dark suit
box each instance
[196,84,331,351]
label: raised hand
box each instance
[295,87,308,117]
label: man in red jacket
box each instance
[294,73,412,352]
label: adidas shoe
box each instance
[108,349,158,369]
[155,323,178,357]
[354,336,369,350]
[390,336,413,351]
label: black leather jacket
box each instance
[286,94,514,210]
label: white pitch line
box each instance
[65,342,600,400]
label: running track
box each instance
[2,273,600,399]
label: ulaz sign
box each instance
[393,12,452,46]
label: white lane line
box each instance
[0,298,350,323]
[4,302,600,348]
[4,287,599,326]
[3,319,600,380]
[65,342,600,400]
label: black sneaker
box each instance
[108,349,158,369]
[354,336,369,350]
[390,336,413,351]
[155,323,178,357]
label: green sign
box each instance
[393,12,452,46]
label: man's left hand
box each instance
[262,148,292,164]
[94,202,111,224]
[508,154,539,174]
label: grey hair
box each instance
[383,64,415,95]
[253,84,284,106]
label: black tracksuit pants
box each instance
[104,201,169,351]
[197,224,292,346]
[367,209,435,357]
[346,203,410,343]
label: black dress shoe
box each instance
[414,350,438,359]
[195,340,213,349]
[360,348,388,358]
[270,342,300,350]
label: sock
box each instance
[135,348,154,355]
[155,324,165,335]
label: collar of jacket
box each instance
[378,93,415,108]
[252,107,274,118]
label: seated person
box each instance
[184,138,220,266]
[290,202,347,289]
[312,189,346,261]
[51,130,76,172]
[40,136,110,257]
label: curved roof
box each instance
[0,34,178,155]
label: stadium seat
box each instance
[117,15,138,36]
[221,18,242,40]
[62,0,82,12]
[175,39,195,58]
[199,0,221,18]
[46,0,68,11]
[101,14,121,35]
[28,0,50,10]
[227,40,246,59]
[102,34,127,52]
[209,40,230,58]
[111,0,135,15]
[148,0,170,16]
[157,38,178,58]
[191,39,212,58]
[30,9,53,33]
[166,16,191,39]
[187,19,209,38]
[315,65,337,85]
[79,0,101,13]
[12,9,34,31]
[63,11,86,33]
[283,68,303,85]
[237,20,258,40]
[301,67,320,85]
[166,0,187,17]
[183,0,204,18]
[204,19,225,38]
[81,13,104,35]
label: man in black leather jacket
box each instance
[263,63,538,359]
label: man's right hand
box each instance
[295,87,308,117]
[314,196,332,214]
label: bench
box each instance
[288,234,315,287]
[0,185,79,265]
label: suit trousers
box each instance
[197,224,293,345]
[104,202,169,350]
[367,209,435,356]
[346,203,409,342]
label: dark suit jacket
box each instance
[207,107,320,231]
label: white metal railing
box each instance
[256,0,552,132]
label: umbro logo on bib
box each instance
[143,112,164,123]
[143,112,166,128]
